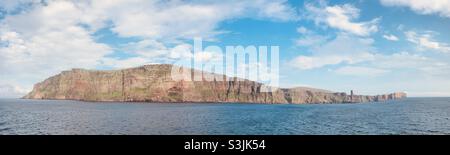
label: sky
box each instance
[1,0,450,98]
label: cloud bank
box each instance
[381,0,450,18]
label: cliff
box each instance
[23,64,407,104]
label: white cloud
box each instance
[0,84,29,98]
[292,37,450,75]
[292,34,376,70]
[0,0,40,13]
[375,52,428,69]
[117,39,222,65]
[291,32,450,77]
[251,0,299,21]
[334,66,389,77]
[304,3,380,36]
[194,51,223,63]
[296,26,309,34]
[294,26,329,47]
[380,0,450,18]
[292,56,342,70]
[0,1,112,90]
[295,34,328,47]
[405,31,450,53]
[383,34,399,41]
[120,39,193,60]
[372,51,450,77]
[76,0,298,40]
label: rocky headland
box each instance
[23,64,407,104]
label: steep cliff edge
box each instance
[23,64,407,104]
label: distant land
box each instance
[23,64,406,104]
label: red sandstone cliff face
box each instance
[23,64,407,104]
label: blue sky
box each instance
[1,0,450,97]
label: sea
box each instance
[0,98,449,135]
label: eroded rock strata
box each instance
[24,64,407,104]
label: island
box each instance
[23,64,407,104]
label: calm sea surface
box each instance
[0,98,449,135]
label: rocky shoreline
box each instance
[23,64,407,104]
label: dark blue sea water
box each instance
[0,98,449,135]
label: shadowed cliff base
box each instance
[23,64,407,104]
